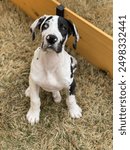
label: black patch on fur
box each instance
[69,79,76,95]
[58,16,79,49]
[73,65,77,70]
[67,20,78,49]
[58,16,69,38]
[57,38,66,53]
[58,17,75,38]
[45,16,53,22]
[37,18,46,29]
[70,57,73,78]
[70,57,77,78]
[30,17,46,41]
[30,28,35,41]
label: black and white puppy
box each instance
[25,15,82,125]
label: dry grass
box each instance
[0,0,112,150]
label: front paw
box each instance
[26,108,40,125]
[69,104,82,118]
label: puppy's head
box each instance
[30,15,79,53]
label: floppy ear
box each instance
[67,20,79,49]
[30,15,47,41]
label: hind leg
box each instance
[52,91,61,103]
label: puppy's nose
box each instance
[46,34,58,44]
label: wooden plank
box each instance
[10,0,113,77]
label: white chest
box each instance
[31,65,66,92]
[30,48,72,92]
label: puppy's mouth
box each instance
[41,42,59,53]
[46,44,54,49]
[41,39,64,53]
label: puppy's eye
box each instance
[43,23,49,29]
[61,25,67,31]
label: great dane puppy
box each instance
[26,15,82,125]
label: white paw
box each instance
[69,104,82,118]
[25,87,30,97]
[26,108,40,125]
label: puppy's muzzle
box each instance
[46,34,58,45]
[42,34,60,52]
